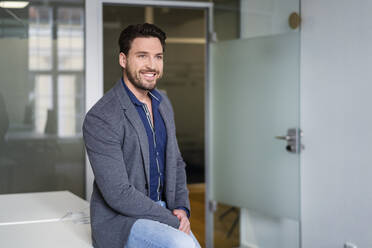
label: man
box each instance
[83,23,200,248]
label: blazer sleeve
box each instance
[161,94,191,212]
[173,134,191,212]
[83,110,180,228]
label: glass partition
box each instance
[0,0,85,197]
[209,0,301,247]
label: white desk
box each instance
[0,191,92,247]
[0,220,92,248]
[0,191,89,225]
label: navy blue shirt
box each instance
[122,78,167,202]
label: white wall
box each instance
[301,0,372,247]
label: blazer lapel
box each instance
[158,100,176,195]
[113,80,150,187]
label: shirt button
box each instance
[156,152,159,156]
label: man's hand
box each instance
[172,209,190,235]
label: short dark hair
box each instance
[118,23,166,55]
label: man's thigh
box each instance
[125,219,199,248]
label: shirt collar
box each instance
[121,77,162,106]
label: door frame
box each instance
[85,0,214,247]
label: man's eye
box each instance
[156,55,163,60]
[138,54,146,58]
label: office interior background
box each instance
[1,0,372,247]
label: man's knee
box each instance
[167,232,196,248]
[127,219,196,248]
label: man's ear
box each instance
[119,52,127,69]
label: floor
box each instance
[188,183,240,248]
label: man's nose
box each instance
[145,57,156,69]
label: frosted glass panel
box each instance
[210,32,300,220]
[0,2,85,197]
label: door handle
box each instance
[275,128,304,153]
[275,135,293,141]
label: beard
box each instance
[125,63,162,91]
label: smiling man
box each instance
[83,23,200,248]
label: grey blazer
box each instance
[83,80,190,248]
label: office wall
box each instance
[301,0,372,247]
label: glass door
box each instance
[208,0,301,247]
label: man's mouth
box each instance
[141,71,157,81]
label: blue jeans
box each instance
[125,201,201,248]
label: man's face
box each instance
[121,37,163,91]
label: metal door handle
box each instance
[275,135,292,141]
[275,128,304,154]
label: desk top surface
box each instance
[0,220,92,248]
[0,191,89,225]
